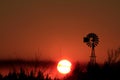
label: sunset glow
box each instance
[57,59,72,74]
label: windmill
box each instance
[83,33,99,65]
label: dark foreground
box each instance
[0,61,120,80]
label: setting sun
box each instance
[57,59,72,74]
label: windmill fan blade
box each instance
[84,33,99,47]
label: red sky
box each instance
[0,0,120,63]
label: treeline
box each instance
[0,47,120,80]
[64,47,120,80]
[0,61,120,80]
[64,61,120,80]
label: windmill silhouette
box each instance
[83,33,99,65]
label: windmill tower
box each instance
[83,33,99,65]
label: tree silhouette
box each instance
[107,47,120,64]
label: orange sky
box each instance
[0,0,120,63]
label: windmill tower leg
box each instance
[90,43,96,65]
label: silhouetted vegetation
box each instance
[107,47,120,64]
[63,61,120,80]
[0,60,58,80]
[0,48,120,80]
[64,47,120,80]
[0,61,120,80]
[0,67,56,80]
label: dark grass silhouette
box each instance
[0,61,120,80]
[0,67,54,80]
[0,48,120,80]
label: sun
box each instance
[57,59,72,74]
